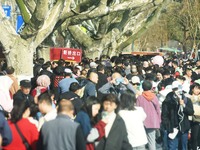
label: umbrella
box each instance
[159,47,182,53]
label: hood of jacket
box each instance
[142,91,156,101]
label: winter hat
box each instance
[36,75,50,87]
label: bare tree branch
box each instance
[16,0,32,23]
[116,1,165,52]
[20,0,49,38]
[23,0,36,14]
[68,25,94,48]
[33,0,68,47]
[69,0,153,25]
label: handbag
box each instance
[14,123,32,150]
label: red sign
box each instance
[50,47,82,62]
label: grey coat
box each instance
[37,114,86,150]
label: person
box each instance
[5,66,19,97]
[75,96,107,150]
[31,75,51,98]
[3,98,39,150]
[136,80,161,150]
[13,79,34,104]
[131,76,142,98]
[37,92,57,131]
[37,100,86,150]
[0,73,13,112]
[161,81,194,150]
[172,60,183,77]
[96,94,132,150]
[59,82,84,115]
[187,81,200,150]
[0,111,12,147]
[58,68,78,94]
[83,72,98,100]
[98,72,135,98]
[33,58,45,77]
[96,64,108,90]
[119,90,148,149]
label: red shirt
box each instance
[3,118,39,150]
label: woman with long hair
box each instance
[3,98,39,150]
[188,82,200,150]
[75,96,107,150]
[119,89,148,150]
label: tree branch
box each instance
[23,0,36,14]
[68,25,94,48]
[33,0,68,47]
[16,0,32,23]
[116,1,166,52]
[20,0,49,38]
[69,0,153,25]
[0,7,19,54]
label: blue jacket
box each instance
[75,111,91,137]
[0,111,12,146]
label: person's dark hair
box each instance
[142,80,152,91]
[53,66,64,75]
[29,102,39,117]
[145,73,156,81]
[115,57,123,65]
[97,64,105,72]
[189,83,200,95]
[69,82,81,92]
[102,93,119,107]
[57,59,65,66]
[42,63,51,70]
[120,90,136,111]
[38,92,52,105]
[176,75,186,81]
[172,61,178,66]
[10,99,30,123]
[38,58,45,65]
[81,96,100,125]
[5,66,15,74]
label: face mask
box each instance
[114,78,124,85]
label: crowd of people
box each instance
[0,54,200,150]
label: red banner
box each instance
[50,47,82,62]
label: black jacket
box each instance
[59,91,83,115]
[13,90,34,103]
[161,92,194,133]
[96,115,132,150]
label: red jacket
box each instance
[3,118,39,150]
[87,120,106,150]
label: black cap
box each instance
[20,80,31,88]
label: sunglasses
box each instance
[132,83,140,86]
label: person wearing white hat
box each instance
[58,68,78,94]
[131,76,141,98]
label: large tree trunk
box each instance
[4,41,34,76]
